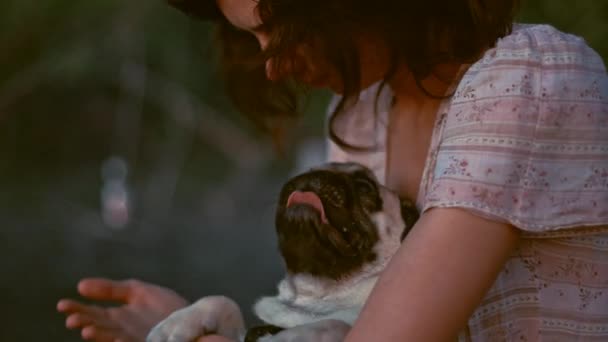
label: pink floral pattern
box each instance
[328,24,608,342]
[584,166,608,190]
[426,24,608,232]
[442,156,472,177]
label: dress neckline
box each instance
[382,64,471,211]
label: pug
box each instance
[147,162,419,342]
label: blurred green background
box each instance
[0,1,606,341]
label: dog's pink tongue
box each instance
[286,191,328,224]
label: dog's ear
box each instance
[399,198,419,242]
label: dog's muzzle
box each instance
[274,166,387,280]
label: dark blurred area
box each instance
[0,1,606,341]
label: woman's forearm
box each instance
[345,207,520,341]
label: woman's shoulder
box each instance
[464,23,606,79]
[500,23,596,52]
[451,23,607,108]
[426,24,608,234]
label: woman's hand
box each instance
[57,278,189,342]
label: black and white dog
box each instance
[147,162,419,342]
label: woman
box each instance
[58,0,608,341]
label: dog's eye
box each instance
[354,178,376,194]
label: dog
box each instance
[146,162,419,342]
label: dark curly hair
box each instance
[167,0,520,150]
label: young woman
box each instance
[58,0,608,341]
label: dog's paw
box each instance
[146,306,209,342]
[261,319,350,342]
[146,296,245,342]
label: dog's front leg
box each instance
[147,295,246,342]
[260,319,351,342]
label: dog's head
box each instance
[275,162,419,281]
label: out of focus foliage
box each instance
[519,0,608,61]
[1,1,233,182]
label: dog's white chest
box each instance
[253,274,380,328]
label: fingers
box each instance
[57,301,138,342]
[57,299,101,315]
[58,305,133,342]
[77,278,134,302]
[57,299,113,330]
[66,312,96,329]
[56,299,77,313]
[81,325,127,342]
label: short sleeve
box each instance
[423,24,608,233]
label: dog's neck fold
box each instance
[253,268,381,328]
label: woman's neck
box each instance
[389,62,463,106]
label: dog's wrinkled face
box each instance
[275,162,419,281]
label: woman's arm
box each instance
[345,207,520,341]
